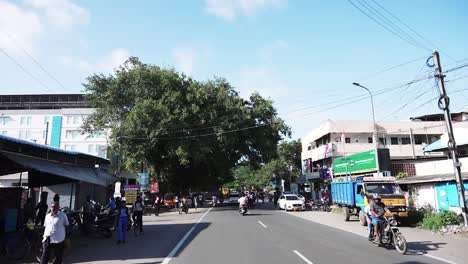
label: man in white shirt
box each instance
[41,202,69,264]
[238,194,247,208]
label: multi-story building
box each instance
[0,94,108,158]
[301,119,468,181]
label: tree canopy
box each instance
[83,57,290,191]
[231,139,302,190]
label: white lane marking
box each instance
[258,220,267,228]
[161,207,213,264]
[293,250,314,264]
[423,254,458,264]
[284,211,457,264]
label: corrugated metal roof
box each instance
[397,173,468,184]
[0,134,108,163]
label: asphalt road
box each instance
[169,204,444,264]
[37,204,447,264]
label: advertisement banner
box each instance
[333,150,377,175]
[138,172,150,191]
[124,184,140,204]
[150,182,159,193]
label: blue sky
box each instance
[1,0,468,139]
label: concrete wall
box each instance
[0,108,108,158]
[409,184,438,210]
[414,157,468,176]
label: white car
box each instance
[278,194,305,211]
[297,194,305,202]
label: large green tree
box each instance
[83,57,290,191]
[232,139,302,190]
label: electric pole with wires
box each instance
[433,50,468,227]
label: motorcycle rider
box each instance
[369,194,391,243]
[211,194,217,207]
[238,193,248,212]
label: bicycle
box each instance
[132,212,143,237]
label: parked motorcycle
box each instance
[371,216,407,254]
[78,209,114,238]
[239,205,248,216]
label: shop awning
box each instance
[397,173,468,184]
[0,151,116,187]
[423,128,468,152]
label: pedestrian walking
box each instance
[116,200,129,244]
[23,198,35,225]
[53,194,60,203]
[35,199,48,226]
[153,195,160,216]
[132,196,144,234]
[193,194,198,210]
[40,202,69,264]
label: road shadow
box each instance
[66,222,210,263]
[245,213,273,216]
[405,241,447,256]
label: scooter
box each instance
[239,204,248,216]
[371,216,407,254]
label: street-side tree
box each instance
[82,57,290,190]
[232,139,302,190]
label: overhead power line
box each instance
[358,56,427,82]
[369,0,456,61]
[346,0,431,52]
[0,47,52,92]
[0,31,67,90]
[356,0,432,51]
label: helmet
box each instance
[372,194,382,200]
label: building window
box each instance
[401,138,411,145]
[20,116,32,126]
[307,145,312,151]
[66,130,81,139]
[19,130,32,139]
[391,137,398,145]
[0,117,10,126]
[368,137,373,143]
[97,145,106,158]
[345,137,351,143]
[378,137,386,145]
[1,131,7,135]
[43,116,50,125]
[88,144,95,153]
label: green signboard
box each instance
[333,150,377,175]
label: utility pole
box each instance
[352,83,380,175]
[44,121,49,145]
[433,50,468,227]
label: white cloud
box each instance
[205,0,286,21]
[0,1,44,55]
[26,0,89,29]
[61,48,130,74]
[238,65,288,100]
[173,46,196,76]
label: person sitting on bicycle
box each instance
[132,196,144,234]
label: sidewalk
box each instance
[286,210,468,264]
